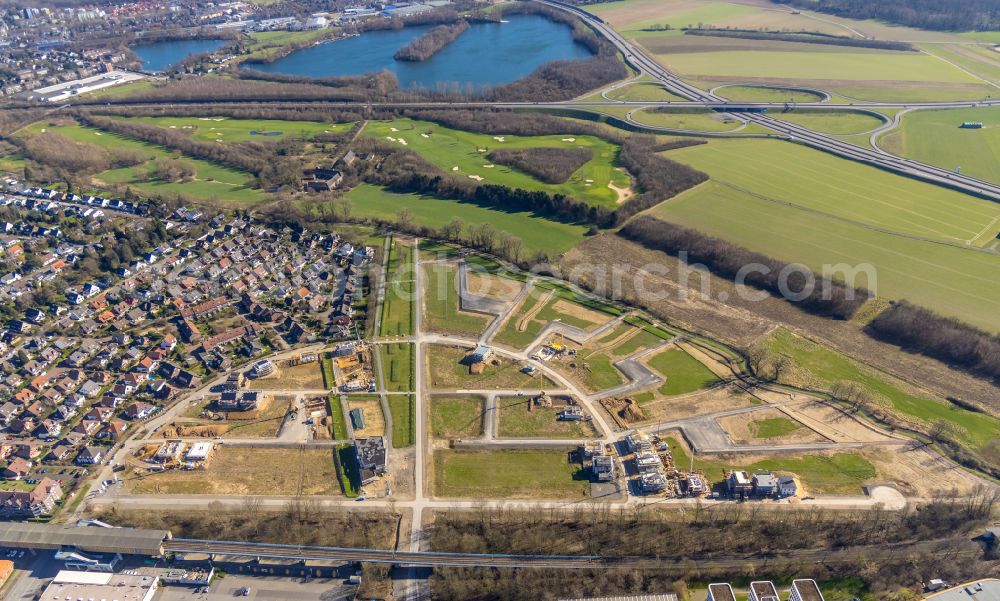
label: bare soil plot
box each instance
[547,299,613,329]
[245,362,324,390]
[719,407,828,445]
[465,271,523,301]
[862,444,986,497]
[126,447,340,496]
[782,399,895,443]
[347,397,386,437]
[637,386,756,423]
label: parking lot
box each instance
[152,574,357,601]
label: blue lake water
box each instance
[243,14,593,90]
[132,38,228,72]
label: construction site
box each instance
[330,342,377,392]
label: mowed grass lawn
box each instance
[19,121,264,203]
[605,81,685,102]
[716,85,826,103]
[497,398,597,439]
[364,118,630,208]
[631,109,743,132]
[431,396,485,439]
[768,328,1000,451]
[646,347,720,396]
[665,437,875,495]
[388,395,415,447]
[881,107,1000,187]
[340,184,587,257]
[111,116,352,143]
[422,263,491,337]
[380,238,415,338]
[380,343,414,393]
[751,417,802,438]
[128,448,340,496]
[433,449,589,498]
[773,110,885,135]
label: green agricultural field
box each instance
[111,116,351,143]
[646,347,720,396]
[751,417,802,439]
[364,118,630,208]
[659,47,976,84]
[380,343,414,393]
[244,28,330,60]
[19,121,264,204]
[880,107,1000,187]
[630,109,743,132]
[496,398,598,439]
[768,329,1000,450]
[337,184,587,257]
[650,179,1000,332]
[772,110,885,135]
[379,238,415,338]
[664,138,1000,246]
[433,449,589,498]
[665,437,875,494]
[431,396,485,439]
[715,85,826,103]
[389,395,415,447]
[422,263,491,337]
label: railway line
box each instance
[160,537,977,570]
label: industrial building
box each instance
[924,579,1000,601]
[750,581,780,601]
[708,583,737,601]
[39,571,158,601]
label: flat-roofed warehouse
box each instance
[0,522,170,556]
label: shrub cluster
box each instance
[487,146,593,184]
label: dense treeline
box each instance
[612,135,708,225]
[620,215,870,319]
[772,0,1000,31]
[88,104,366,129]
[234,68,399,98]
[394,20,469,61]
[404,109,625,141]
[487,146,593,184]
[684,28,914,51]
[113,76,395,104]
[868,301,1000,382]
[77,114,268,175]
[430,496,996,601]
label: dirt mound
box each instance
[601,397,646,427]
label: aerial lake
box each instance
[132,38,228,73]
[243,14,593,89]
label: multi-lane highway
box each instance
[540,0,1000,203]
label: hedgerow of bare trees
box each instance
[620,215,870,319]
[867,301,1000,382]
